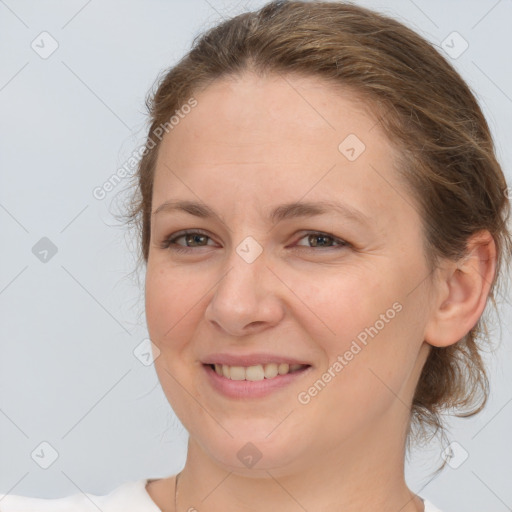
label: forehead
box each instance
[161,72,384,157]
[152,72,412,230]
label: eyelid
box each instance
[160,229,216,250]
[293,230,349,249]
[160,229,350,252]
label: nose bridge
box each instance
[205,238,284,335]
[217,239,268,306]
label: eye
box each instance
[160,229,349,254]
[160,229,216,253]
[294,231,349,250]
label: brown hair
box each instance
[123,0,511,453]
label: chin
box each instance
[191,419,312,475]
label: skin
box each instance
[144,72,496,512]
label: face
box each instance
[145,72,434,475]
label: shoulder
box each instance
[144,476,176,512]
[422,497,444,512]
[0,478,162,512]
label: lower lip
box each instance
[202,364,312,399]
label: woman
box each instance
[1,1,510,511]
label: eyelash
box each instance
[160,229,350,254]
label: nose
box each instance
[204,249,286,337]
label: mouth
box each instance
[202,362,312,399]
[205,362,310,381]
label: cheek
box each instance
[322,302,424,422]
[287,263,423,393]
[144,264,199,344]
[144,265,204,414]
[280,263,399,352]
[299,312,422,440]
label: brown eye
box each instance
[160,230,215,252]
[295,232,349,249]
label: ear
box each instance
[424,230,497,348]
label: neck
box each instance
[175,417,423,512]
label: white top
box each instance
[0,478,444,511]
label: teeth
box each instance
[230,366,246,381]
[278,363,289,375]
[265,363,279,379]
[211,362,307,381]
[246,365,265,381]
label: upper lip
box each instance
[201,352,312,367]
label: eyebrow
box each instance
[153,199,370,226]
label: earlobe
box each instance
[424,230,497,348]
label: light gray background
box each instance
[1,1,511,511]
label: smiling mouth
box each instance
[205,362,310,381]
